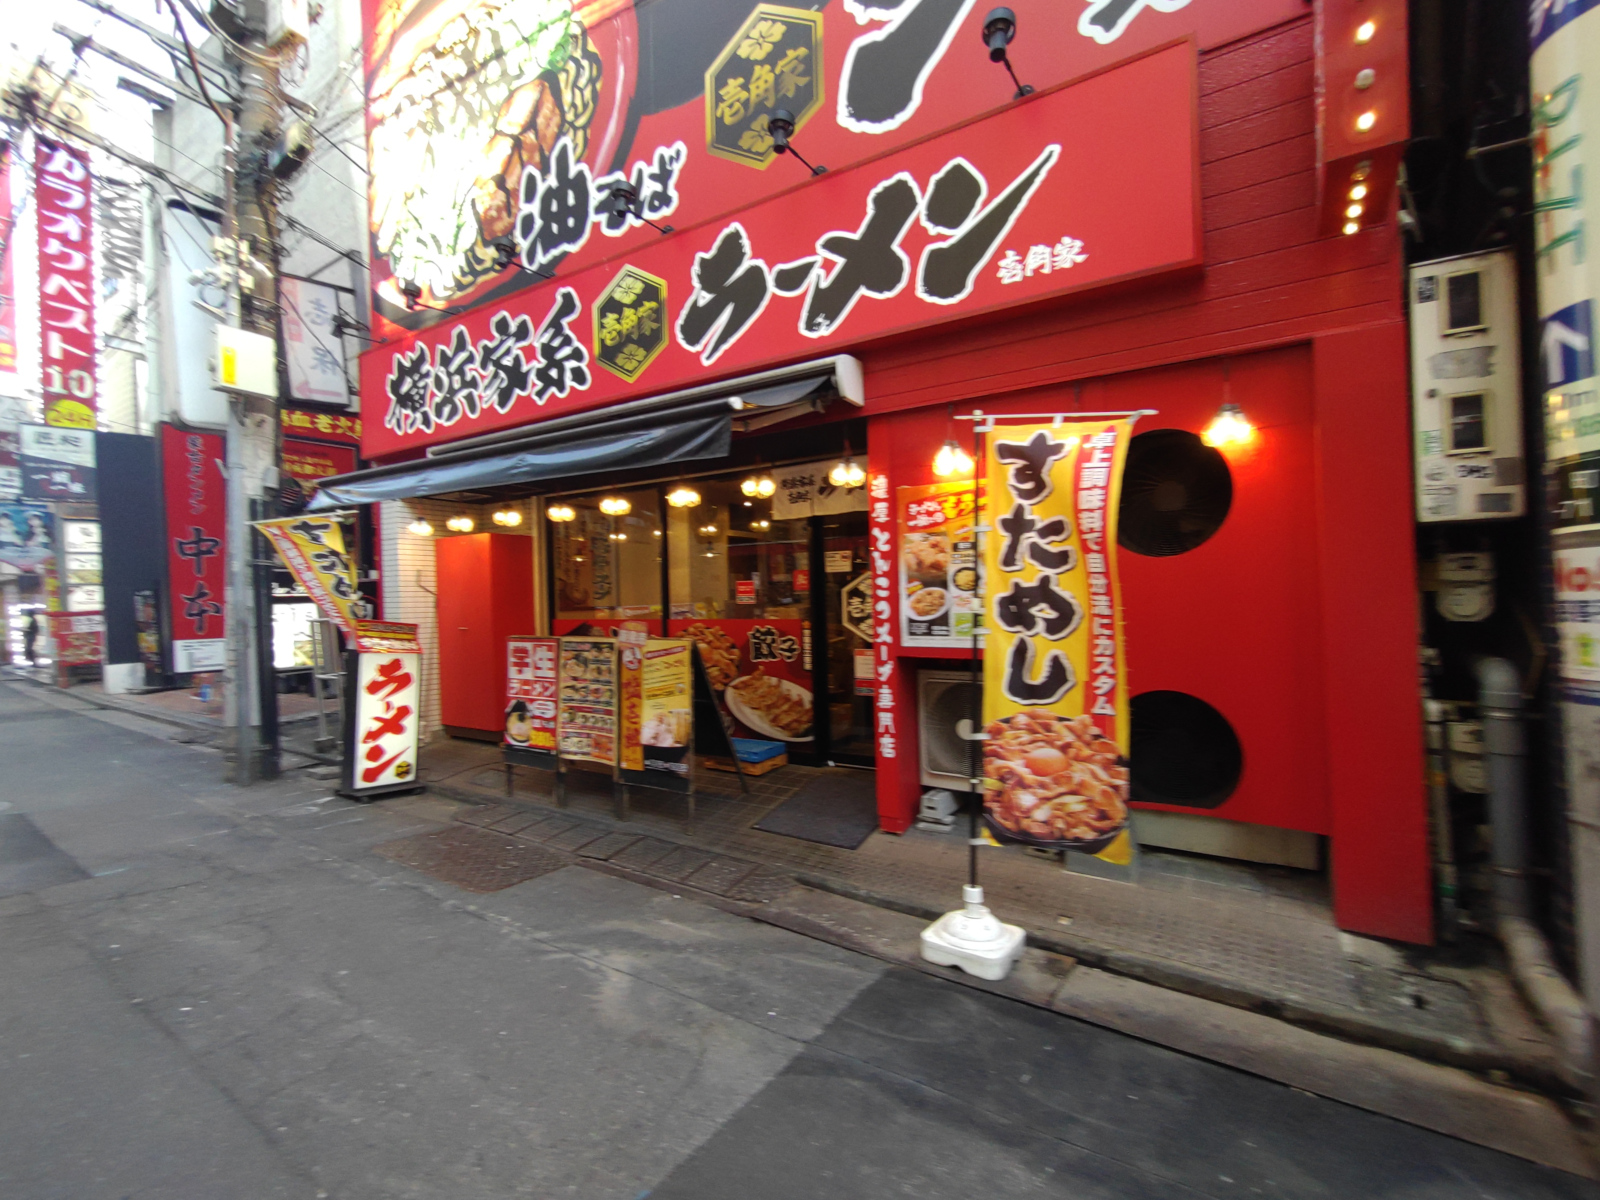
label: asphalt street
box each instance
[0,679,1595,1199]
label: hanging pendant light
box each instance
[598,496,631,516]
[407,519,434,537]
[932,440,975,477]
[666,483,702,508]
[546,503,576,522]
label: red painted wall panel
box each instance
[438,533,534,734]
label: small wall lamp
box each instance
[770,108,826,176]
[982,8,1033,100]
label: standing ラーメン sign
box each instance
[981,419,1136,863]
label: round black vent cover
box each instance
[1118,429,1232,556]
[1130,690,1242,808]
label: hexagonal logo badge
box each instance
[704,5,824,170]
[592,266,668,382]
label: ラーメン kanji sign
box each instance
[981,419,1135,862]
[35,140,96,429]
[347,621,422,794]
[256,515,365,634]
[361,43,1199,458]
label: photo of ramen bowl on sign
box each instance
[983,709,1129,852]
[366,0,633,310]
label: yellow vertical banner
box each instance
[255,516,365,634]
[981,420,1135,862]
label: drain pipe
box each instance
[1478,656,1594,1092]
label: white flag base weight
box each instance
[919,885,1025,982]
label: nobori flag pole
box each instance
[919,407,1156,982]
[920,408,1025,981]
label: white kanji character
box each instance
[878,732,898,758]
[996,249,1024,284]
[1024,244,1052,276]
[1053,237,1088,269]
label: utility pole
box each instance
[211,4,284,783]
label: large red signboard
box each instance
[35,140,96,429]
[361,41,1200,458]
[161,424,228,673]
[361,0,1293,337]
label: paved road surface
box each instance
[0,680,1593,1199]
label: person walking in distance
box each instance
[23,609,39,665]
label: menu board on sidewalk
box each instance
[898,481,983,647]
[619,638,694,793]
[504,635,558,756]
[557,637,617,765]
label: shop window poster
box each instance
[0,502,55,572]
[897,480,981,647]
[670,618,812,745]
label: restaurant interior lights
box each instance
[446,515,475,532]
[1202,403,1255,449]
[666,483,702,508]
[492,508,523,526]
[932,439,975,477]
[830,457,866,489]
[407,519,433,537]
[751,518,771,531]
[598,496,631,516]
[740,472,776,498]
[546,504,576,522]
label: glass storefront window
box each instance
[551,487,663,629]
[666,475,808,620]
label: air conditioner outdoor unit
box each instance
[919,668,982,792]
[1409,249,1524,522]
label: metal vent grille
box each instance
[1130,690,1243,809]
[1118,429,1232,557]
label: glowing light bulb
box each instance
[1342,220,1361,235]
[599,496,631,517]
[1355,110,1377,132]
[1350,184,1368,200]
[1355,19,1375,43]
[1202,403,1255,448]
[666,485,701,508]
[1346,203,1363,219]
[546,504,576,522]
[932,440,975,477]
[407,520,433,537]
[756,475,775,498]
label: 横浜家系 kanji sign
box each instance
[360,43,1199,459]
[256,516,366,634]
[981,420,1135,863]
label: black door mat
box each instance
[375,826,568,892]
[753,768,879,850]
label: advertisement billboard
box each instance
[161,424,228,673]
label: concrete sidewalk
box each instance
[413,734,1569,1098]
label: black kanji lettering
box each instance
[287,519,332,546]
[994,574,1083,639]
[476,312,535,414]
[174,525,222,576]
[1002,636,1075,706]
[838,0,976,134]
[430,327,482,426]
[800,173,920,337]
[995,431,1069,504]
[532,288,591,404]
[676,222,771,365]
[182,580,223,635]
[997,502,1076,573]
[1080,0,1181,45]
[918,145,1060,305]
[536,139,593,263]
[383,345,434,436]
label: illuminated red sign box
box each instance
[360,42,1200,459]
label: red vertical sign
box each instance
[35,139,96,428]
[0,142,16,373]
[161,424,228,673]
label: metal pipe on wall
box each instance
[1478,656,1594,1091]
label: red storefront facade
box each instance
[351,0,1426,941]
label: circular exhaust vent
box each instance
[1130,690,1242,808]
[1118,429,1232,557]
